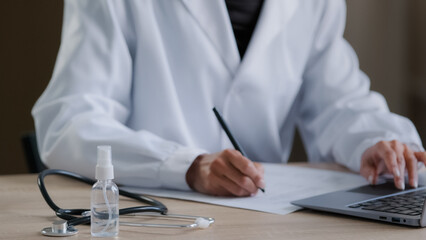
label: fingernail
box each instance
[414,180,418,188]
[259,179,266,189]
[397,180,405,190]
[368,175,374,185]
[394,168,401,177]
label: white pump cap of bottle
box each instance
[96,146,114,180]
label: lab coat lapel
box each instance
[181,0,240,76]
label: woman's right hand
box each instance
[185,149,265,197]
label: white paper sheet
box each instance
[123,164,368,215]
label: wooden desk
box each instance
[2,164,426,240]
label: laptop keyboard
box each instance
[348,189,426,216]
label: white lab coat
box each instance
[33,0,423,190]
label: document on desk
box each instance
[123,164,368,215]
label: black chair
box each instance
[21,131,47,173]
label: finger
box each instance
[360,153,377,185]
[253,162,264,175]
[210,157,258,194]
[361,167,377,185]
[370,161,387,185]
[390,140,405,190]
[377,141,402,189]
[208,171,251,197]
[253,162,266,190]
[415,152,426,166]
[360,146,380,185]
[223,149,265,189]
[202,171,233,196]
[404,145,418,188]
[363,163,380,185]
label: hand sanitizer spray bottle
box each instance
[91,146,119,237]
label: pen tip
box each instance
[259,188,265,193]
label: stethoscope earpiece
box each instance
[195,217,212,228]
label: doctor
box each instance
[33,0,426,197]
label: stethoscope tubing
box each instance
[38,169,168,227]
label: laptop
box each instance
[291,180,426,227]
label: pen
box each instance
[212,107,265,193]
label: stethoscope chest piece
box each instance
[41,220,78,237]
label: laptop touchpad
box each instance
[348,182,405,196]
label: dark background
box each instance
[0,1,425,174]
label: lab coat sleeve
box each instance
[32,0,206,190]
[297,0,423,172]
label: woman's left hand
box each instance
[360,140,426,190]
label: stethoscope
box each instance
[38,169,214,237]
